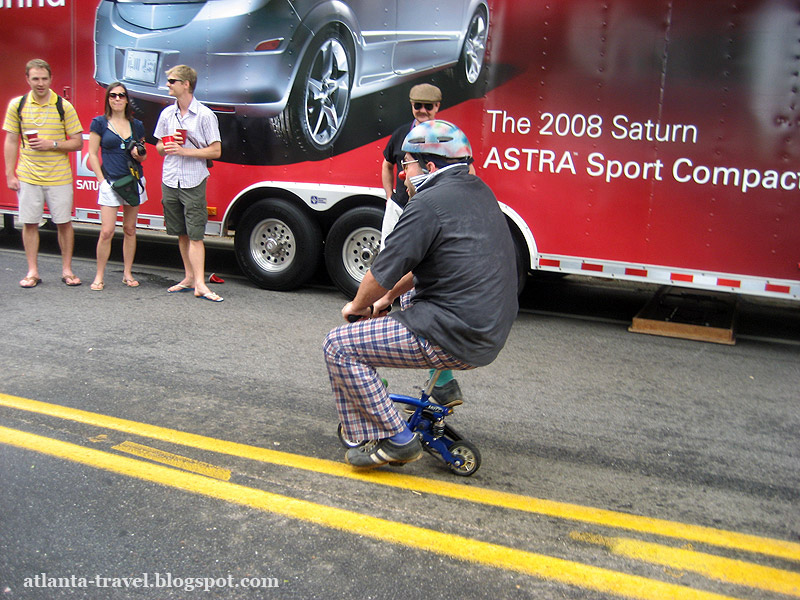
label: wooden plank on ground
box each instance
[629,286,737,345]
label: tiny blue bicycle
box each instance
[337,369,482,476]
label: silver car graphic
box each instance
[94,0,489,154]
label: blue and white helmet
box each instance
[401,119,472,159]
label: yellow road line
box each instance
[2,393,798,563]
[112,441,231,481]
[0,426,743,600]
[571,532,800,597]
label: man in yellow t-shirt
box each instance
[3,59,84,288]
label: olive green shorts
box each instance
[161,179,207,241]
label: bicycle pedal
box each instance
[440,400,463,408]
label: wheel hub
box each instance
[360,247,375,262]
[262,233,290,262]
[251,219,296,272]
[341,226,380,280]
[264,237,284,255]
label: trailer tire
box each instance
[234,198,322,291]
[324,206,383,299]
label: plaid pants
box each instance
[323,315,473,441]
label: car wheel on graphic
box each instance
[324,206,384,298]
[270,25,353,154]
[234,198,323,291]
[454,8,489,90]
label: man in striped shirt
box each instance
[3,59,84,288]
[155,65,223,302]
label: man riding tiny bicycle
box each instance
[323,120,519,469]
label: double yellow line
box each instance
[1,393,798,599]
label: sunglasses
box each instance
[108,92,127,99]
[167,78,184,84]
[400,158,426,170]
[412,102,436,111]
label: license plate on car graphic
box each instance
[124,50,158,83]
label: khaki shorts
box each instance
[18,182,73,224]
[161,179,207,241]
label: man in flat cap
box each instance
[381,83,442,239]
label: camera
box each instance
[126,139,146,158]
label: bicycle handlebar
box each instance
[346,304,391,322]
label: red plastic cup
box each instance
[175,128,187,145]
[24,130,38,141]
[162,135,175,145]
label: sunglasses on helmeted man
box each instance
[108,92,127,99]
[412,102,436,111]
[400,158,429,171]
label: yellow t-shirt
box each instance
[2,90,83,185]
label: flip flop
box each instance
[61,274,82,286]
[90,281,105,291]
[122,278,140,287]
[20,276,41,288]
[167,283,193,293]
[195,291,224,303]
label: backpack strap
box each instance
[16,94,27,147]
[55,95,65,122]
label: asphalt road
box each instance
[0,226,798,599]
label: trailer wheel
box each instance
[454,7,489,89]
[234,198,322,291]
[270,26,353,155]
[324,206,383,298]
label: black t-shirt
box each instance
[371,164,519,366]
[383,120,416,209]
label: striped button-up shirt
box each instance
[154,96,221,189]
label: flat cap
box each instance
[409,83,442,103]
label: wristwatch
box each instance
[53,141,58,150]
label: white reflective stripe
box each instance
[536,254,799,300]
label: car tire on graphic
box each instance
[234,198,323,291]
[270,25,354,155]
[324,206,384,299]
[453,7,490,93]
